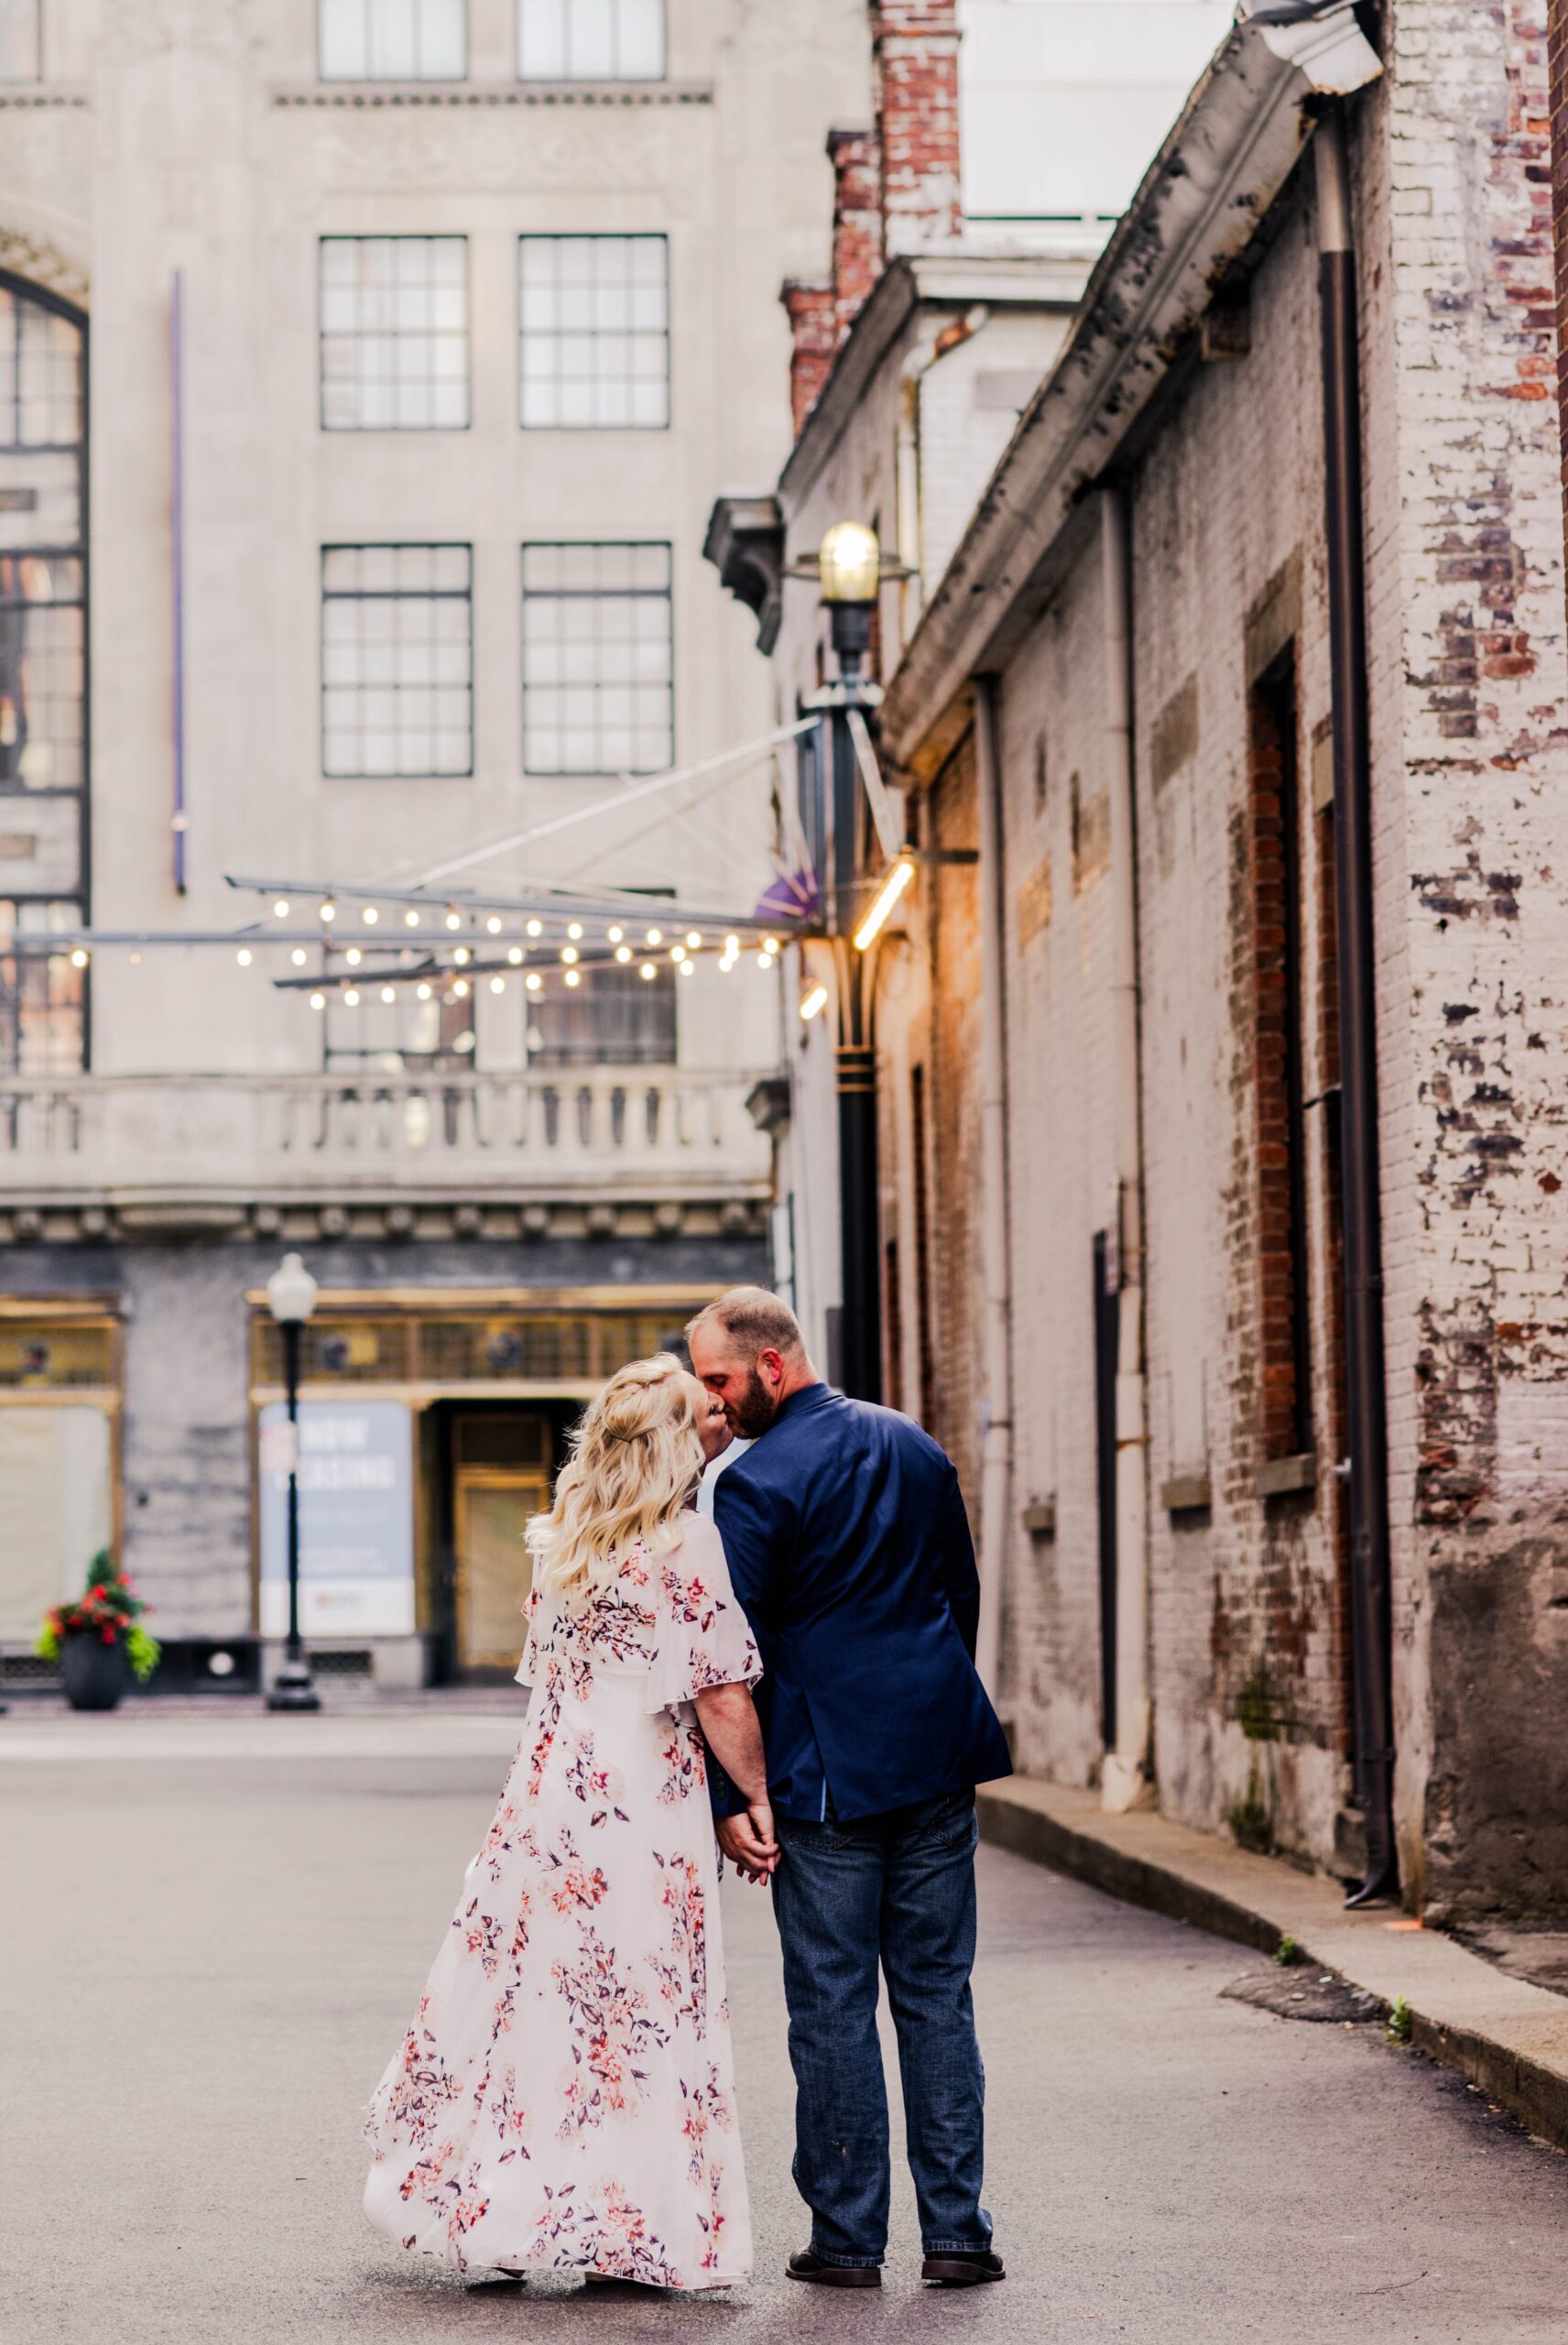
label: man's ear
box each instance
[758,1347,784,1390]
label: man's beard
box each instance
[727,1368,779,1441]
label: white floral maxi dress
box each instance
[364,1511,762,2291]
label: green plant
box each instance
[36,1551,162,1684]
[1228,1753,1274,1853]
[1272,1934,1299,1968]
[1385,1993,1413,2045]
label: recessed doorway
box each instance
[447,1410,556,1677]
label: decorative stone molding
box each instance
[270,82,713,109]
[0,1198,768,1248]
[0,222,89,308]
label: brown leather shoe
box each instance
[787,2250,882,2287]
[921,2249,1006,2286]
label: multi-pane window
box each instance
[519,235,669,430]
[528,956,676,1066]
[0,0,40,82]
[320,237,469,431]
[0,900,82,1075]
[0,555,82,791]
[321,544,473,779]
[518,0,664,80]
[521,541,672,776]
[324,968,472,1073]
[320,0,466,79]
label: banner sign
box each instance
[257,1399,415,1639]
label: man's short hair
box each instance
[685,1285,806,1361]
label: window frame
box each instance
[318,234,472,435]
[0,0,41,84]
[318,0,469,82]
[320,541,475,782]
[519,539,674,780]
[517,0,667,82]
[517,232,670,433]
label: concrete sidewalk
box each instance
[979,1775,1568,2150]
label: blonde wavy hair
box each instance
[526,1353,705,1607]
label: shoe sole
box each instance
[921,2262,1006,2286]
[787,2264,882,2288]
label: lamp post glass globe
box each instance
[265,1251,321,1713]
[819,520,880,683]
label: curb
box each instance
[977,1776,1568,2152]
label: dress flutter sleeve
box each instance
[514,1580,547,1688]
[642,1511,763,1716]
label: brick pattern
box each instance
[1548,0,1568,569]
[829,127,884,334]
[781,278,838,436]
[869,0,963,255]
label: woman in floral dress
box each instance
[365,1355,771,2293]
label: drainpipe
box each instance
[896,307,989,638]
[1314,106,1397,1906]
[1101,486,1151,1814]
[972,675,1012,1702]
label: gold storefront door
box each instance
[454,1468,547,1672]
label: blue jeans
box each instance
[770,1788,992,2267]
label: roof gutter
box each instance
[880,10,1380,774]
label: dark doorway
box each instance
[1094,1231,1119,1750]
[428,1400,576,1683]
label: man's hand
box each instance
[717,1800,779,1882]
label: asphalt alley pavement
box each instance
[4,1708,1565,2343]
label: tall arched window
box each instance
[0,275,85,1075]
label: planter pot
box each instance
[60,1634,131,1713]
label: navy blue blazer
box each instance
[710,1382,1012,1821]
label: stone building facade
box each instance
[0,0,873,1688]
[729,1,1568,1919]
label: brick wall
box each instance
[870,0,963,255]
[1549,0,1568,574]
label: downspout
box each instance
[1314,106,1397,1905]
[972,674,1012,1702]
[1101,486,1152,1813]
[896,306,990,638]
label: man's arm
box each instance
[934,1463,982,1660]
[711,1461,786,1639]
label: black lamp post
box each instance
[265,1249,321,1714]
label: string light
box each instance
[764,935,780,954]
[756,951,774,970]
[639,960,657,981]
[485,915,502,934]
[724,934,740,954]
[129,952,141,965]
[685,931,702,949]
[290,948,307,967]
[679,958,696,977]
[416,982,432,1000]
[615,943,633,965]
[853,854,915,951]
[310,990,326,1009]
[380,986,397,1004]
[404,909,420,928]
[273,899,289,918]
[453,977,470,998]
[607,925,624,944]
[564,967,582,989]
[320,900,336,923]
[343,987,360,1007]
[525,972,542,993]
[506,946,524,965]
[445,909,463,932]
[490,976,506,994]
[800,982,829,1022]
[345,946,363,966]
[567,922,583,941]
[668,943,683,962]
[236,948,253,966]
[362,906,379,926]
[561,945,579,965]
[453,946,471,966]
[646,928,662,946]
[526,918,542,938]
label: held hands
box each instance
[717,1799,779,1883]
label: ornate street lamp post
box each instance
[265,1250,321,1714]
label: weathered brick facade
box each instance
[867,2,1568,1918]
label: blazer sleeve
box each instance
[935,1463,983,1660]
[711,1460,787,1642]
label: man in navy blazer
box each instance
[688,1286,1010,2293]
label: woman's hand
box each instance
[716,1802,779,1882]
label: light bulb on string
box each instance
[764,935,780,955]
[526,918,542,938]
[404,909,420,928]
[646,928,662,947]
[380,986,397,1005]
[345,946,362,966]
[685,932,702,950]
[608,925,624,944]
[453,977,470,998]
[273,899,289,919]
[615,944,633,965]
[507,946,524,966]
[561,945,579,965]
[724,934,740,954]
[567,922,583,941]
[416,982,432,1001]
[668,943,683,962]
[310,991,326,1010]
[236,948,253,966]
[526,972,542,993]
[564,967,581,989]
[485,915,502,935]
[344,987,361,1007]
[490,976,506,995]
[639,961,657,982]
[362,906,379,926]
[453,946,471,967]
[679,958,696,978]
[445,909,463,932]
[757,952,775,970]
[290,948,307,967]
[320,900,336,923]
